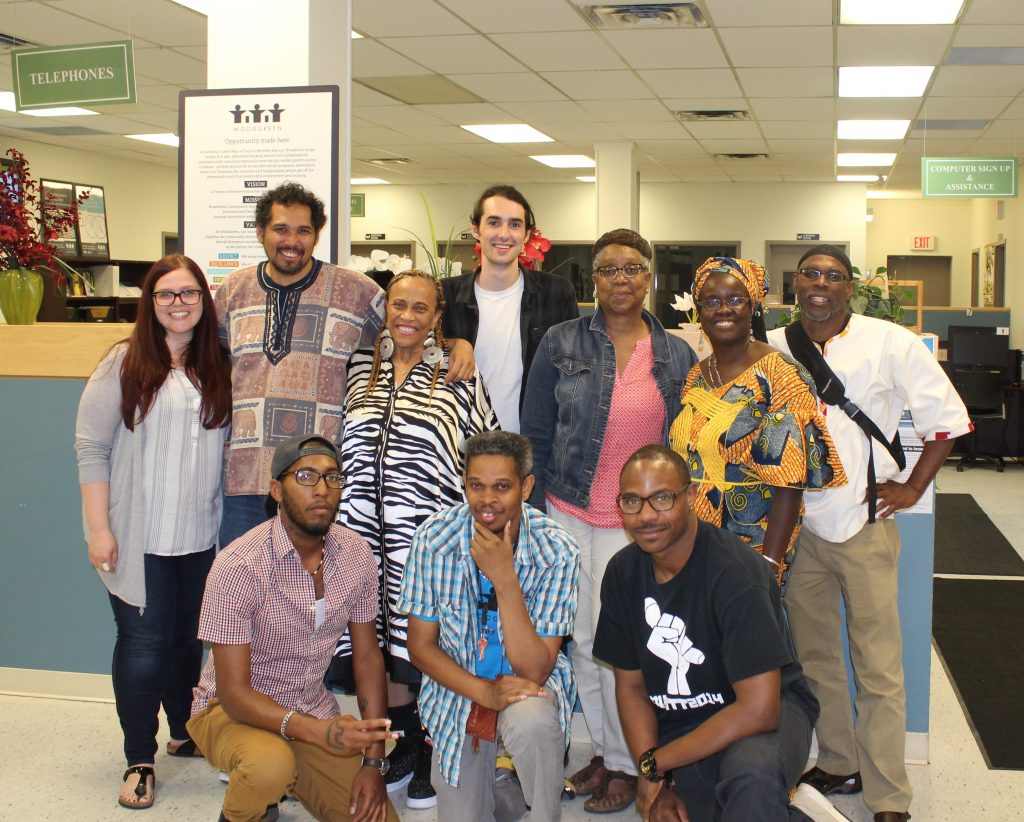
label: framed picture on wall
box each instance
[40,179,80,258]
[75,184,110,259]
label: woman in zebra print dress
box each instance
[329,270,498,797]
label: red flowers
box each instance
[472,228,553,271]
[0,147,86,291]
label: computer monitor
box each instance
[948,328,1009,371]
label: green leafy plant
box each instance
[775,265,909,327]
[400,190,463,278]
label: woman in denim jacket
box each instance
[522,228,696,813]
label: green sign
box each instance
[921,157,1017,199]
[351,192,365,217]
[11,40,136,109]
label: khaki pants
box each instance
[785,519,912,814]
[187,700,399,822]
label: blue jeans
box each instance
[109,548,214,765]
[669,690,815,821]
[219,493,274,548]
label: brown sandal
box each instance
[118,765,155,810]
[568,755,607,797]
[583,770,637,814]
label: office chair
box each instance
[952,368,1006,472]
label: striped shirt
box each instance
[397,503,579,787]
[191,516,378,718]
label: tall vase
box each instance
[0,267,45,325]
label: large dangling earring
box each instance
[378,327,394,360]
[698,327,706,353]
[422,329,443,365]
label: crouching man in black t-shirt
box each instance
[594,445,843,822]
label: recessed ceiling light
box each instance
[351,177,390,185]
[460,124,553,143]
[837,153,896,167]
[530,154,595,169]
[126,133,179,147]
[837,174,881,182]
[576,176,597,183]
[22,105,98,116]
[838,120,910,140]
[351,31,363,39]
[838,66,933,97]
[840,0,964,25]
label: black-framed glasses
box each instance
[593,263,649,280]
[616,485,691,515]
[698,295,751,310]
[281,468,345,489]
[153,289,203,306]
[797,268,850,284]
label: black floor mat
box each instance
[932,578,1024,770]
[934,494,1024,576]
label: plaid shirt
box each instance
[191,516,378,718]
[397,503,579,787]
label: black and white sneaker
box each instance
[384,736,417,794]
[405,735,437,810]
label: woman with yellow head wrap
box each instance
[669,257,846,583]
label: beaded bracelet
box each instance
[280,709,296,741]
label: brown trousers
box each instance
[188,700,399,822]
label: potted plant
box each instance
[0,147,89,324]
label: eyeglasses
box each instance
[153,289,203,306]
[698,295,751,310]
[616,485,691,515]
[281,468,345,489]
[797,268,850,284]
[593,263,649,280]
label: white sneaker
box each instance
[790,783,853,821]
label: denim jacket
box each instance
[522,308,697,509]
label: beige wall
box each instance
[2,137,177,263]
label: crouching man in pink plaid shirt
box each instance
[188,435,400,822]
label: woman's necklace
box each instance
[709,354,724,388]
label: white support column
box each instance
[594,141,639,234]
[206,0,352,260]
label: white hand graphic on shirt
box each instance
[644,597,706,696]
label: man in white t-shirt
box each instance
[442,185,578,432]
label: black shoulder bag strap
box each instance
[785,322,906,523]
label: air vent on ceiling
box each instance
[714,153,769,160]
[0,32,34,49]
[572,2,707,29]
[677,110,751,122]
[366,158,414,166]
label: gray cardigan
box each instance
[75,344,225,608]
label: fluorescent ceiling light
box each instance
[530,154,595,169]
[460,124,552,143]
[837,119,910,140]
[837,174,881,182]
[837,153,896,166]
[576,176,597,182]
[351,177,390,185]
[23,105,98,116]
[840,0,964,25]
[0,92,16,111]
[838,66,933,97]
[126,133,179,147]
[352,31,363,39]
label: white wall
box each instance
[2,137,177,262]
[970,192,1024,348]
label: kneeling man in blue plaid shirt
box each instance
[398,431,580,821]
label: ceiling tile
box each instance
[683,120,763,140]
[616,122,689,140]
[761,120,833,138]
[357,105,449,127]
[748,98,835,120]
[353,41,433,77]
[48,0,206,45]
[954,25,1024,48]
[353,0,473,37]
[929,65,1024,96]
[378,34,525,75]
[489,32,627,72]
[736,67,832,97]
[541,70,653,101]
[540,123,624,141]
[599,29,729,70]
[638,69,743,98]
[499,100,598,123]
[352,84,406,107]
[133,46,205,86]
[706,0,833,27]
[919,96,1013,118]
[835,98,921,118]
[963,0,1024,25]
[413,102,514,123]
[837,25,954,66]
[436,0,589,32]
[697,138,769,153]
[448,73,566,103]
[719,26,832,67]
[577,99,674,123]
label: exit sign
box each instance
[910,235,935,251]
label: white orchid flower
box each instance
[671,293,695,313]
[387,254,413,273]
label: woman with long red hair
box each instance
[75,254,231,810]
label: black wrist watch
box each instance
[360,755,389,776]
[638,748,663,783]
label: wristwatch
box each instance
[360,755,389,776]
[638,748,663,783]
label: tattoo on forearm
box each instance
[357,696,368,715]
[327,719,345,750]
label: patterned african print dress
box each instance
[328,348,499,688]
[669,351,845,571]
